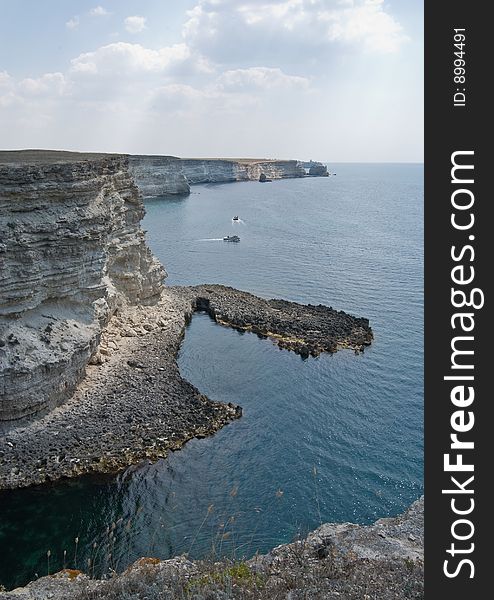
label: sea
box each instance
[0,163,423,589]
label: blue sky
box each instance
[0,1,423,161]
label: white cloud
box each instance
[66,16,80,30]
[1,71,67,99]
[0,71,15,108]
[17,72,67,97]
[219,67,309,91]
[318,0,407,53]
[90,6,109,17]
[1,2,421,160]
[0,70,12,88]
[124,15,147,34]
[183,0,408,61]
[70,43,192,75]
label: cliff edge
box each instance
[0,498,423,599]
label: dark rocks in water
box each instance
[184,284,373,357]
[259,173,272,182]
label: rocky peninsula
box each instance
[0,283,372,489]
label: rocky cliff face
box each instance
[128,155,190,197]
[0,151,165,423]
[180,158,306,185]
[128,156,306,197]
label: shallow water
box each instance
[0,164,423,589]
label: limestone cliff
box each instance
[128,156,307,197]
[301,160,330,177]
[180,158,306,184]
[0,151,165,423]
[128,155,190,197]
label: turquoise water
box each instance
[0,164,423,589]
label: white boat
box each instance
[223,235,240,242]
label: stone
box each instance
[308,163,330,176]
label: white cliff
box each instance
[128,155,190,197]
[0,151,165,423]
[129,156,307,197]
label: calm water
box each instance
[0,164,423,589]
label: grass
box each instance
[184,561,265,593]
[65,547,423,600]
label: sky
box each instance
[0,0,423,161]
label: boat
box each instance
[232,216,239,221]
[223,235,240,242]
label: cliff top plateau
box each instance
[0,150,305,165]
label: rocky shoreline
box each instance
[0,497,423,599]
[0,284,372,490]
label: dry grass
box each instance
[69,549,423,600]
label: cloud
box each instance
[70,42,192,76]
[0,2,420,160]
[0,71,67,117]
[183,0,408,62]
[218,67,309,91]
[1,71,67,99]
[17,72,67,97]
[0,70,12,88]
[90,6,109,17]
[66,16,80,30]
[0,71,15,108]
[124,15,147,34]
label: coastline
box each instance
[0,284,372,490]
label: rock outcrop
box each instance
[0,151,165,423]
[301,160,330,177]
[128,155,190,197]
[0,498,423,599]
[309,163,330,177]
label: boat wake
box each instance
[232,218,245,224]
[198,238,224,241]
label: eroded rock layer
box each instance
[180,158,306,184]
[0,151,165,423]
[128,156,307,197]
[128,155,190,197]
